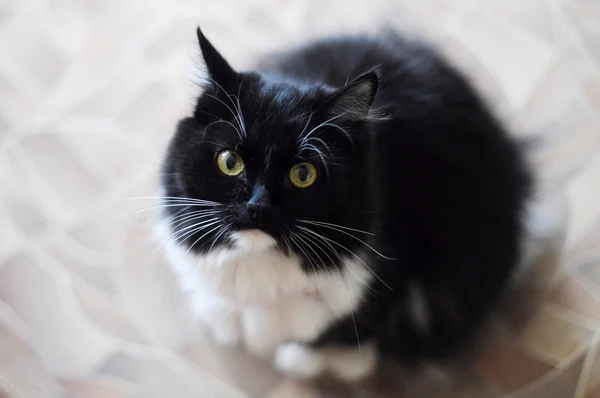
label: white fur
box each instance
[230,229,277,251]
[274,342,377,381]
[275,343,326,378]
[157,219,373,364]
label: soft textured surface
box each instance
[0,0,599,397]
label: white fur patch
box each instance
[275,343,326,379]
[157,219,373,360]
[230,229,277,251]
[274,342,377,381]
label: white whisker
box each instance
[296,225,392,291]
[293,231,325,269]
[287,230,319,275]
[133,203,217,215]
[166,210,221,229]
[119,196,220,205]
[299,219,375,236]
[205,76,248,140]
[300,221,392,259]
[297,113,314,144]
[304,137,333,157]
[205,119,244,142]
[235,83,248,137]
[298,226,380,297]
[317,122,353,146]
[208,223,231,252]
[296,229,335,267]
[298,114,345,145]
[300,143,330,176]
[185,221,224,255]
[173,217,221,241]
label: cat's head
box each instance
[161,28,379,270]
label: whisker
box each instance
[170,218,221,244]
[287,229,319,276]
[297,229,335,267]
[299,219,375,236]
[299,221,392,259]
[208,223,231,252]
[132,203,218,216]
[298,114,344,145]
[205,76,247,139]
[296,225,392,291]
[205,119,244,142]
[235,83,248,137]
[281,234,293,255]
[293,231,325,269]
[119,196,221,205]
[143,217,217,277]
[316,122,353,147]
[298,226,343,262]
[108,196,220,223]
[303,137,334,158]
[298,226,380,297]
[166,210,221,229]
[300,143,330,176]
[185,221,224,255]
[297,113,314,144]
[167,212,218,230]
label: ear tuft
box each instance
[196,26,237,87]
[327,71,379,120]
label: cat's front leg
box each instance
[275,342,378,382]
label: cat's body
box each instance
[158,29,531,380]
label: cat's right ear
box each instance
[325,71,379,121]
[196,27,237,88]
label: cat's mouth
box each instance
[230,229,277,252]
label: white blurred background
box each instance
[1,0,600,397]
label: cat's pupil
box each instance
[298,166,308,181]
[226,153,237,169]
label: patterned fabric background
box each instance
[0,0,599,397]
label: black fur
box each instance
[161,28,532,365]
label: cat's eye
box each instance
[216,149,245,176]
[289,162,317,188]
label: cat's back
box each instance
[257,32,440,89]
[258,32,479,120]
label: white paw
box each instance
[326,343,377,382]
[275,343,326,379]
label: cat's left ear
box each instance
[326,70,379,121]
[196,26,237,88]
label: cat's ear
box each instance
[196,26,237,87]
[326,71,379,121]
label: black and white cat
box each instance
[157,27,532,381]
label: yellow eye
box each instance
[289,162,318,188]
[216,149,245,176]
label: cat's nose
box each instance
[247,202,268,221]
[246,184,271,222]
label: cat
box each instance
[156,27,532,382]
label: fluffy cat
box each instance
[157,27,532,381]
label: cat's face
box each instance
[161,28,378,270]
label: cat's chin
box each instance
[230,229,277,252]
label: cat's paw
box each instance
[326,343,377,382]
[275,343,326,379]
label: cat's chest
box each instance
[164,240,371,356]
